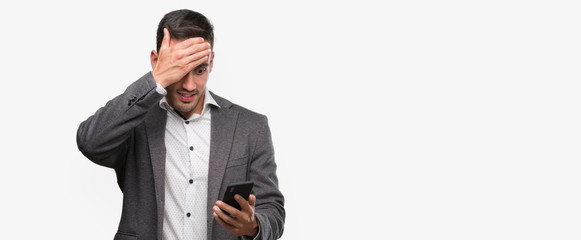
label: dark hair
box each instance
[156,9,214,52]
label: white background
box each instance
[1,0,580,239]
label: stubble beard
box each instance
[174,90,205,114]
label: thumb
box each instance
[248,194,256,223]
[161,28,171,50]
[249,194,256,207]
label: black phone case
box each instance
[221,181,254,216]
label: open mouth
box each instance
[178,92,196,102]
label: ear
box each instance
[150,50,159,70]
[209,51,215,73]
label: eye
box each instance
[195,67,207,75]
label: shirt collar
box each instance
[159,88,221,119]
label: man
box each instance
[77,9,285,240]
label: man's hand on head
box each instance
[151,28,212,88]
[213,194,260,238]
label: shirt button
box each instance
[186,212,191,217]
[185,121,189,124]
[189,179,193,184]
[189,146,194,151]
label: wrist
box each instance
[155,82,167,95]
[151,70,169,88]
[245,217,259,238]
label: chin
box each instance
[177,105,196,113]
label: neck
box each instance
[181,91,206,119]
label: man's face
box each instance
[153,39,214,119]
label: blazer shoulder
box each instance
[210,91,268,125]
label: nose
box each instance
[181,72,196,91]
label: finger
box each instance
[183,55,210,73]
[245,195,256,223]
[177,37,207,50]
[180,43,211,62]
[213,205,239,226]
[182,48,211,65]
[235,194,252,212]
[213,211,235,229]
[161,28,171,51]
[248,194,256,207]
[215,201,240,219]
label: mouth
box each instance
[178,91,197,102]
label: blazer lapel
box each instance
[206,93,239,238]
[144,105,167,240]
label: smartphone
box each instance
[221,181,254,216]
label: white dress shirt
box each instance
[158,86,220,240]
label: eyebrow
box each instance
[194,63,209,69]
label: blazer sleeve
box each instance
[249,116,285,240]
[76,72,165,169]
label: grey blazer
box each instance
[77,72,285,240]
